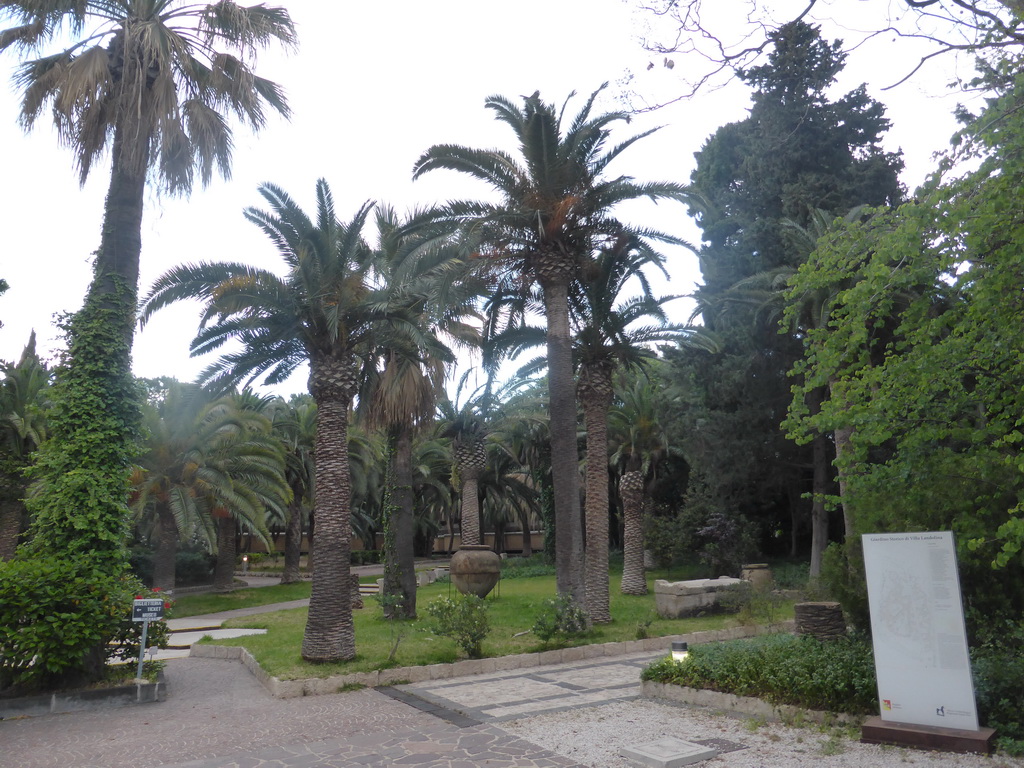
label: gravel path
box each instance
[503,699,1024,768]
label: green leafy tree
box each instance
[142,180,406,662]
[413,85,691,607]
[677,20,904,563]
[1,1,295,568]
[786,56,1024,626]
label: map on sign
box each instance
[132,598,165,622]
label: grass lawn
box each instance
[189,572,795,680]
[172,581,313,618]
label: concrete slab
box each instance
[620,736,718,767]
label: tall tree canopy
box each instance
[673,21,904,563]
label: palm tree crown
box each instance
[1,0,295,190]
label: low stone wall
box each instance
[640,679,865,727]
[190,620,796,700]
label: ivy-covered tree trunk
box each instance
[22,125,147,571]
[808,385,831,578]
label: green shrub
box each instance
[972,620,1024,754]
[532,594,590,642]
[425,595,490,658]
[641,633,878,715]
[351,550,382,566]
[0,557,170,693]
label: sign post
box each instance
[132,598,165,680]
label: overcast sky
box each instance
[0,1,976,397]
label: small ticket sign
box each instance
[132,598,165,622]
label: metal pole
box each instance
[137,619,149,680]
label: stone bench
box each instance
[654,576,746,618]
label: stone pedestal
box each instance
[794,601,846,640]
[740,563,772,589]
[654,577,745,618]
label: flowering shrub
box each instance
[0,556,169,693]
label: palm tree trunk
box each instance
[459,470,482,546]
[24,131,146,566]
[383,426,417,618]
[620,469,647,595]
[580,371,613,623]
[280,499,303,584]
[542,279,585,605]
[302,359,356,663]
[152,506,178,591]
[0,498,23,560]
[213,515,235,592]
[517,506,533,557]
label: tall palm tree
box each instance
[413,85,691,605]
[141,179,403,662]
[1,1,295,564]
[0,332,49,559]
[573,240,703,622]
[358,205,477,618]
[610,374,678,596]
[131,383,288,591]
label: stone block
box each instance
[620,737,718,767]
[560,645,589,662]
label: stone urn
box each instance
[449,545,501,598]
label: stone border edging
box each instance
[640,679,865,727]
[189,620,796,700]
[0,675,166,720]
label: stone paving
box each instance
[0,655,589,768]
[396,653,661,722]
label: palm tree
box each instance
[0,332,49,559]
[268,397,316,585]
[131,383,288,591]
[438,396,489,548]
[610,375,677,596]
[1,1,295,565]
[141,180,402,662]
[358,205,477,618]
[413,85,691,605]
[572,240,703,622]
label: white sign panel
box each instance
[862,531,979,730]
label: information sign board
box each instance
[132,598,165,622]
[862,531,979,730]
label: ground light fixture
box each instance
[671,641,689,662]
[242,554,249,574]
